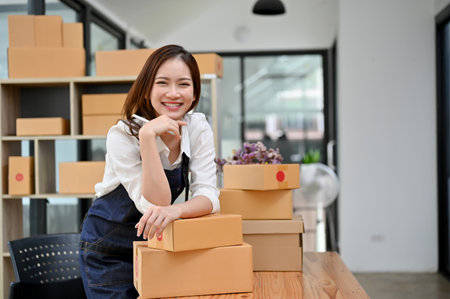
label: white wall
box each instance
[338,0,437,271]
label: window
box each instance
[219,52,327,164]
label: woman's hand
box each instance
[139,115,187,140]
[135,205,183,240]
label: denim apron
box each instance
[79,154,189,299]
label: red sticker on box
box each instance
[276,171,285,182]
[15,173,24,182]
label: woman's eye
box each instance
[156,81,167,85]
[180,82,190,87]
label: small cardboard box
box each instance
[8,47,86,78]
[16,117,69,136]
[8,156,34,195]
[81,93,127,115]
[193,53,223,77]
[219,189,293,220]
[134,241,253,298]
[59,161,105,194]
[82,115,120,135]
[242,216,304,271]
[95,49,155,76]
[35,15,62,47]
[8,15,35,47]
[147,213,243,252]
[62,23,83,48]
[223,164,300,190]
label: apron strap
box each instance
[182,153,190,202]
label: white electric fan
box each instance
[293,163,340,252]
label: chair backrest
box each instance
[8,233,81,284]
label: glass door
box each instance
[242,54,325,163]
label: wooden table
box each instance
[139,252,370,299]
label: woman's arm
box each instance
[136,195,212,240]
[139,115,186,206]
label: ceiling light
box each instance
[252,0,286,15]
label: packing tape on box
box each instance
[276,164,289,189]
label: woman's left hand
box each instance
[135,205,183,240]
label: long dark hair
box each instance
[122,44,201,137]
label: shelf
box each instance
[0,74,215,85]
[2,135,107,141]
[3,252,10,258]
[3,193,95,199]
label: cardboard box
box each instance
[82,115,120,135]
[63,23,83,48]
[8,15,35,47]
[59,161,105,194]
[95,49,224,77]
[8,156,34,195]
[16,117,69,136]
[242,216,304,271]
[134,241,253,298]
[8,47,86,78]
[223,164,300,190]
[95,49,155,76]
[81,93,127,115]
[193,53,223,77]
[35,15,62,47]
[147,213,243,252]
[219,189,293,220]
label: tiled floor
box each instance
[354,272,450,299]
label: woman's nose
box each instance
[166,84,179,98]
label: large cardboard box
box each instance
[16,117,69,136]
[59,161,105,194]
[8,47,85,78]
[82,115,120,135]
[223,164,300,190]
[147,214,242,252]
[8,156,34,195]
[62,23,83,48]
[35,15,62,47]
[134,241,253,298]
[242,216,304,271]
[8,15,35,47]
[82,93,127,115]
[193,53,223,77]
[95,49,155,76]
[219,189,293,219]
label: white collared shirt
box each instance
[94,112,220,214]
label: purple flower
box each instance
[215,141,284,171]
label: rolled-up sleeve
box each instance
[188,114,220,213]
[105,125,154,214]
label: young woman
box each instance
[78,45,220,298]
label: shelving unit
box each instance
[0,75,221,298]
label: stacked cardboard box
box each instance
[95,49,223,77]
[81,93,126,135]
[219,164,304,271]
[7,15,85,78]
[133,214,253,298]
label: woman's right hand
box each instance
[135,204,183,240]
[138,115,187,140]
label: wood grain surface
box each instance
[138,252,370,299]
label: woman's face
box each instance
[150,57,195,120]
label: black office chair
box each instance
[7,233,87,299]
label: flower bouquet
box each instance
[216,141,299,191]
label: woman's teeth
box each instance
[163,103,181,108]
